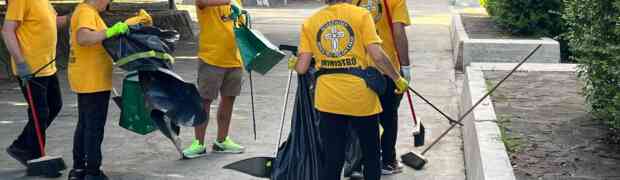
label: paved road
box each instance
[0,0,464,179]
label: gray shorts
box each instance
[197,62,243,100]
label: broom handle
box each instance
[275,70,293,155]
[25,83,46,156]
[406,87,462,126]
[405,90,417,124]
[421,44,542,155]
[249,72,257,140]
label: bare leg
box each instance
[216,96,236,142]
[194,99,213,145]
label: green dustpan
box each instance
[234,11,286,75]
[119,72,157,135]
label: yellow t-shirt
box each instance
[68,3,113,93]
[5,0,57,77]
[352,0,411,70]
[299,4,383,117]
[196,0,243,68]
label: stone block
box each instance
[451,14,561,71]
[460,65,517,180]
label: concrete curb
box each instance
[460,63,577,180]
[450,14,561,71]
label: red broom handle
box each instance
[382,0,418,123]
[405,90,418,123]
[25,83,46,156]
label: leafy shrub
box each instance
[479,0,488,8]
[564,0,620,129]
[485,0,563,37]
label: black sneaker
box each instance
[68,169,86,180]
[6,145,34,167]
[84,170,108,180]
[381,162,403,175]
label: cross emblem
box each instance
[324,27,345,53]
[364,0,375,11]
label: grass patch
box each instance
[497,114,523,154]
[486,79,508,101]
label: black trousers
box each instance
[12,74,63,159]
[72,91,110,170]
[379,75,403,164]
[320,112,381,180]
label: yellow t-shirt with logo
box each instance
[352,0,411,70]
[196,0,243,68]
[299,4,383,117]
[5,0,57,77]
[68,3,113,93]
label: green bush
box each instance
[564,0,620,129]
[485,0,563,37]
[479,0,488,8]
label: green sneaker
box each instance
[213,137,245,154]
[182,139,207,159]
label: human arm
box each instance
[368,44,409,93]
[294,53,313,74]
[367,44,400,81]
[1,21,26,65]
[392,22,409,66]
[76,28,107,46]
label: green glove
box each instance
[106,22,129,38]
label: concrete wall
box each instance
[451,14,561,71]
[461,64,516,180]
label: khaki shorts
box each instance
[197,62,243,100]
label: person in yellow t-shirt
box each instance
[181,0,246,158]
[1,0,67,173]
[289,0,409,179]
[350,0,412,175]
[67,0,129,179]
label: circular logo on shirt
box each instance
[317,20,355,58]
[358,0,383,22]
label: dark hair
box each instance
[325,0,348,5]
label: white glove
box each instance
[400,65,411,83]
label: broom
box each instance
[401,44,542,170]
[20,60,67,177]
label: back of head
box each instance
[324,0,350,5]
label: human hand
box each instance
[287,56,298,70]
[105,22,129,38]
[394,77,409,94]
[15,62,31,80]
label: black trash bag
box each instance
[343,126,363,177]
[137,68,207,127]
[103,24,180,71]
[150,110,184,158]
[271,72,323,180]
